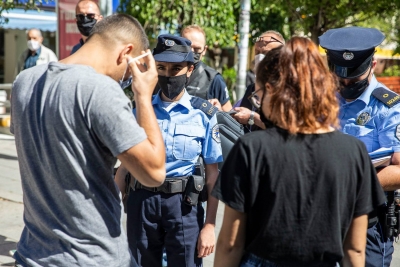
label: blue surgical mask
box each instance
[119,52,152,89]
[119,63,132,89]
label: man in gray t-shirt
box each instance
[10,14,166,267]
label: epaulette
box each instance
[372,87,400,108]
[190,96,218,118]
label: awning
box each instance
[1,9,56,32]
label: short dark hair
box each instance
[87,14,149,52]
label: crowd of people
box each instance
[9,0,400,267]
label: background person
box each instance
[115,34,222,267]
[181,25,232,112]
[71,0,103,54]
[17,28,57,73]
[232,30,284,133]
[11,14,165,267]
[319,26,400,267]
[213,37,386,267]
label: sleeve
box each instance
[89,83,147,157]
[379,105,400,152]
[353,142,386,217]
[208,74,230,105]
[211,138,250,213]
[202,114,223,164]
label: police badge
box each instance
[343,52,354,60]
[212,125,221,143]
[356,112,370,126]
[165,40,175,46]
[396,124,400,141]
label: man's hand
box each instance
[208,98,222,111]
[232,107,252,124]
[197,223,215,258]
[127,50,158,99]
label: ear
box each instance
[118,44,134,64]
[371,59,377,73]
[201,45,208,57]
[186,64,195,77]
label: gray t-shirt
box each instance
[10,62,146,267]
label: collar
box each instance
[30,46,41,56]
[152,89,192,111]
[357,74,378,105]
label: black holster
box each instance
[183,175,205,206]
[381,191,400,239]
[194,156,208,203]
[122,173,132,214]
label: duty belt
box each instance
[132,176,189,194]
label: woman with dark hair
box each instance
[212,37,386,267]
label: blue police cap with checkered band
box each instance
[319,27,385,78]
[153,34,194,63]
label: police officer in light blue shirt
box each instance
[116,34,222,267]
[320,26,400,267]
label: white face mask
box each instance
[27,40,41,51]
[119,51,151,89]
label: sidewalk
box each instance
[1,133,400,267]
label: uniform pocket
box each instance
[343,124,375,151]
[173,124,205,160]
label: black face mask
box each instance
[339,70,371,100]
[158,74,188,99]
[77,17,97,37]
[193,53,201,65]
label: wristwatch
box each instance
[248,111,255,125]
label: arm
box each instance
[376,152,400,191]
[342,214,368,267]
[197,163,219,258]
[214,205,246,267]
[221,100,233,112]
[117,51,165,187]
[232,107,265,129]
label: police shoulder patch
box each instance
[190,97,218,118]
[212,124,221,143]
[372,87,400,108]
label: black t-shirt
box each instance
[212,127,386,265]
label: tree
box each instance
[1,0,47,23]
[262,0,400,44]
[118,0,240,48]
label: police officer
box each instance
[115,34,223,267]
[181,25,232,112]
[320,26,400,267]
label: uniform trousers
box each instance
[127,188,204,267]
[366,222,393,267]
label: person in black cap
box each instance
[115,34,223,267]
[320,26,400,267]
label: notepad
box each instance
[369,147,394,168]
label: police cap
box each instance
[153,34,194,63]
[319,27,385,78]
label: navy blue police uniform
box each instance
[320,27,400,267]
[126,34,223,267]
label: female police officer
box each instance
[116,34,222,267]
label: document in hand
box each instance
[369,147,394,168]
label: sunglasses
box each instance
[252,36,283,45]
[247,89,263,109]
[76,13,97,22]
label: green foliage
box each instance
[222,66,236,91]
[1,0,48,23]
[260,0,400,44]
[380,65,400,77]
[249,1,286,40]
[118,0,240,48]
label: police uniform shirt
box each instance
[339,75,400,153]
[134,90,223,177]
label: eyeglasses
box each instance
[76,13,97,22]
[252,36,283,45]
[247,88,263,109]
[192,46,207,54]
